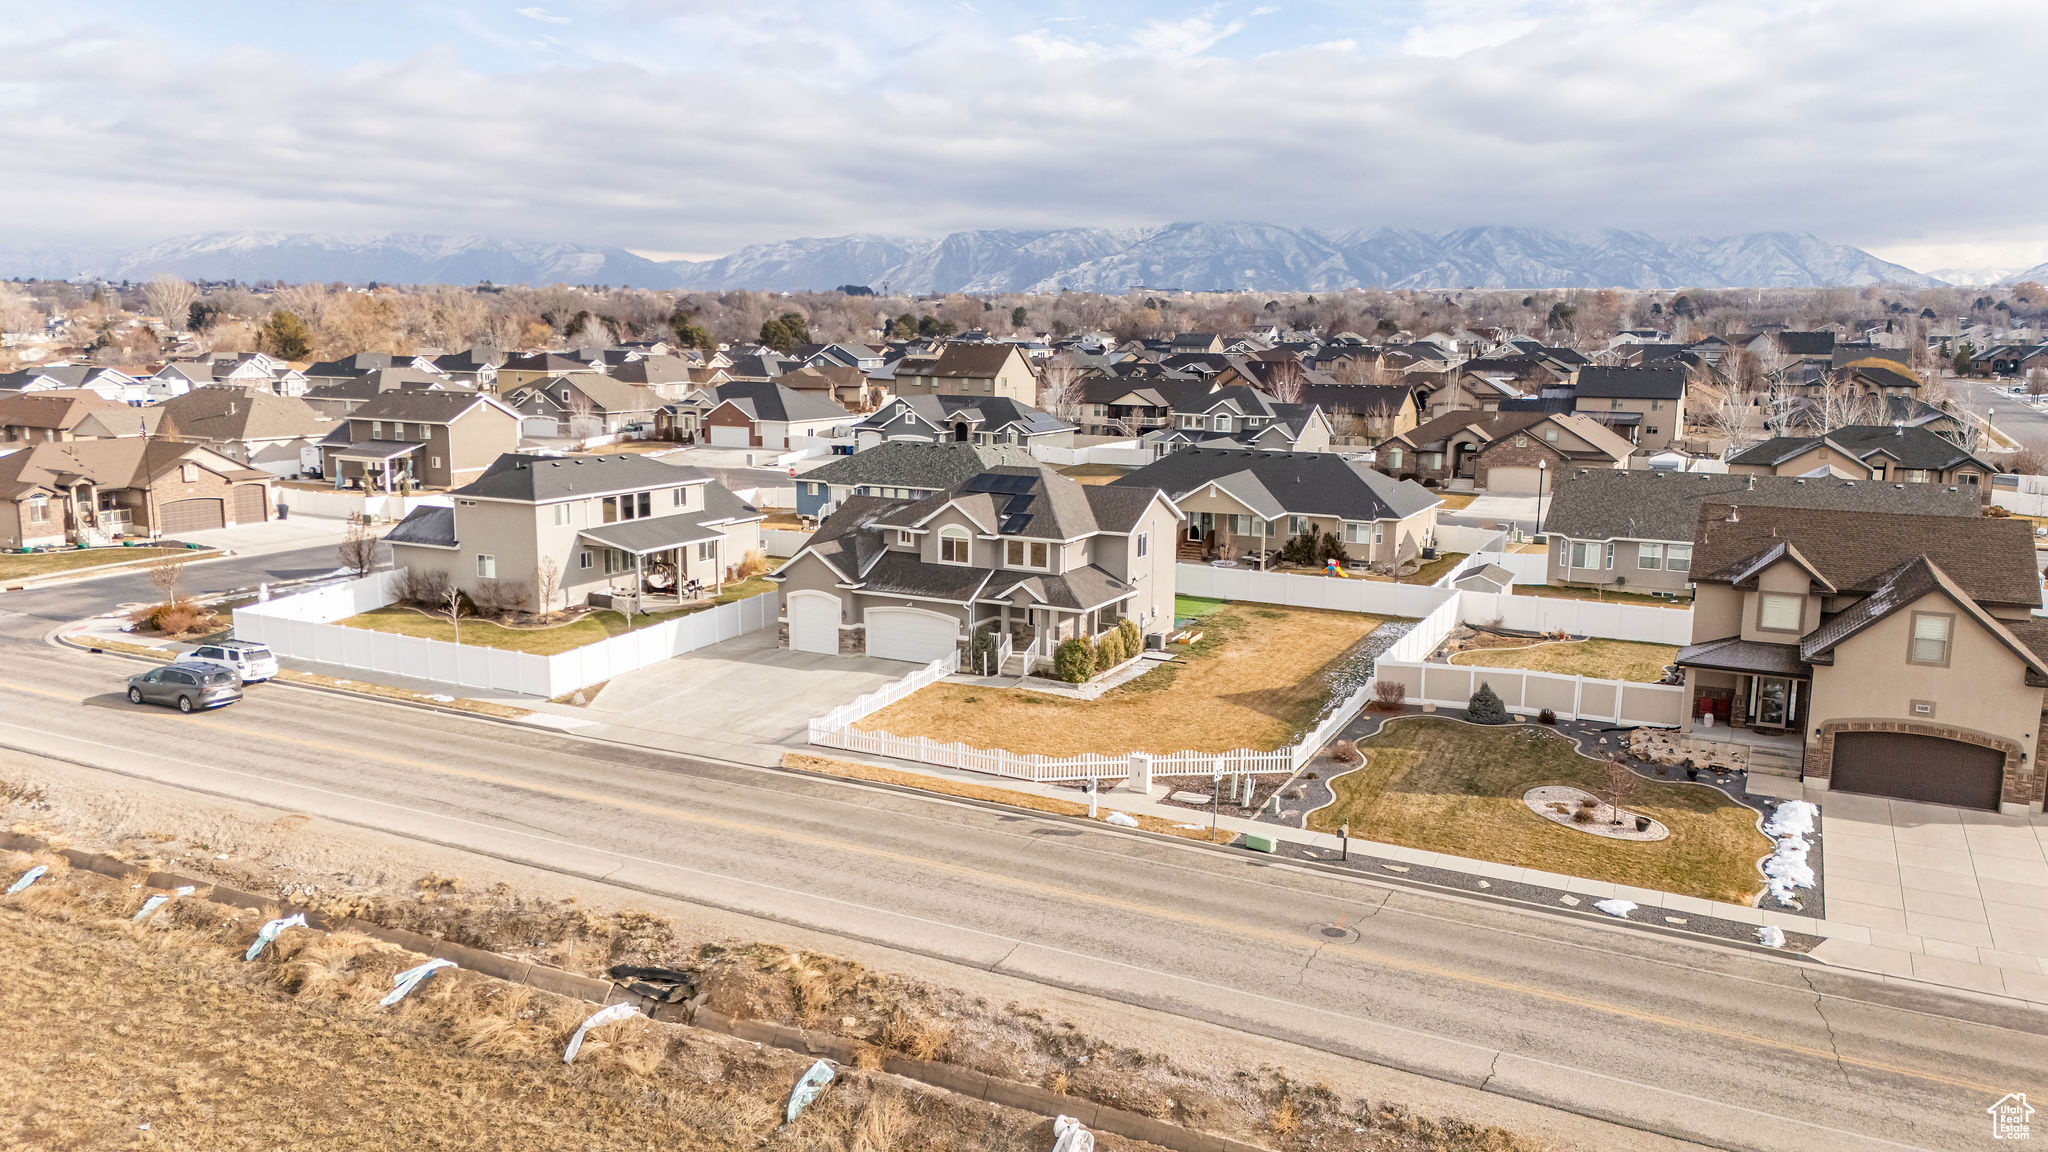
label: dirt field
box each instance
[858,604,1386,755]
[1451,638,1679,683]
[0,759,1563,1152]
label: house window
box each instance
[552,504,571,526]
[1542,427,1558,442]
[1568,540,1602,569]
[1288,515,1309,537]
[1136,532,1148,558]
[1906,469,1931,483]
[430,456,442,469]
[1666,544,1691,573]
[26,494,48,522]
[1213,415,1232,432]
[1639,542,1663,570]
[636,491,651,518]
[371,421,383,439]
[602,497,619,524]
[1385,447,1403,469]
[1757,592,1803,632]
[697,541,716,562]
[476,554,496,580]
[674,486,690,507]
[1960,472,1980,487]
[1425,452,1443,470]
[181,463,198,483]
[896,530,912,545]
[1514,435,1528,447]
[579,551,593,570]
[1909,612,1952,666]
[1651,399,1663,411]
[939,527,970,564]
[1343,522,1373,544]
[1005,539,1049,568]
[1228,514,1253,536]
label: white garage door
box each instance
[865,607,959,664]
[709,424,751,448]
[522,416,562,438]
[787,591,840,655]
[1486,466,1543,495]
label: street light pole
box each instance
[1536,459,1549,535]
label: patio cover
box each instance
[578,512,725,556]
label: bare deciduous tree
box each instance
[1329,355,1389,389]
[1811,370,1879,431]
[565,391,602,445]
[1035,353,1083,423]
[142,276,197,334]
[337,518,379,578]
[1602,756,1641,827]
[535,555,562,621]
[148,553,186,606]
[1264,359,1305,405]
[442,581,465,644]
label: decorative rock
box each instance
[1522,786,1669,841]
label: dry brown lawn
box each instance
[1310,717,1771,904]
[0,546,216,582]
[857,604,1385,755]
[1451,638,1679,683]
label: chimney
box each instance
[1746,473,1755,490]
[1726,506,1740,523]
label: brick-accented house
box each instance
[0,438,272,546]
[1377,410,1633,493]
[889,343,1041,404]
[0,389,130,444]
[1570,365,1687,453]
[1675,504,2048,814]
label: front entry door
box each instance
[1751,676,1798,729]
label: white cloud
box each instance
[1400,18,1536,57]
[514,6,571,24]
[0,0,2043,270]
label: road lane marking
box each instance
[0,691,2021,1101]
[0,725,1959,1152]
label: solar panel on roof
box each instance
[1001,514,1033,534]
[1003,494,1034,515]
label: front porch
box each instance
[1675,638,1813,776]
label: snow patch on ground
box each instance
[1594,899,1636,918]
[1763,800,1817,840]
[1757,925,1786,948]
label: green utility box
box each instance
[1241,833,1276,853]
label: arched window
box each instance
[939,526,970,564]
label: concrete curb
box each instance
[0,829,1277,1152]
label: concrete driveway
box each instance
[1811,791,2048,999]
[555,629,908,765]
[1446,494,1540,530]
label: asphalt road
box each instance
[1,556,2041,1151]
[1953,374,2048,456]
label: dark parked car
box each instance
[126,662,244,713]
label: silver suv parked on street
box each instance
[186,640,279,683]
[127,662,244,713]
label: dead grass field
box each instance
[0,546,216,582]
[1309,717,1771,904]
[1451,638,1679,683]
[858,604,1386,755]
[338,582,774,655]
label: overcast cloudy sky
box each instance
[2,0,2042,279]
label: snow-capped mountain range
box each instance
[2,224,1944,292]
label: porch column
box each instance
[631,553,642,623]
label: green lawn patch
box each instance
[0,546,214,582]
[339,578,775,655]
[1174,594,1226,622]
[1311,716,1770,905]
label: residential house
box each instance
[1113,448,1440,568]
[852,394,1072,450]
[778,364,881,411]
[0,365,149,404]
[1571,365,1688,453]
[70,406,164,441]
[1297,383,1420,444]
[318,390,521,491]
[769,465,1181,666]
[889,343,1041,404]
[1377,411,1635,493]
[1676,505,2048,814]
[1726,425,1992,491]
[155,387,335,478]
[493,352,594,394]
[1170,333,1225,355]
[385,452,765,616]
[0,390,129,443]
[300,370,464,420]
[501,373,665,439]
[1540,469,1983,597]
[793,441,1039,519]
[692,380,851,449]
[0,438,273,547]
[428,348,506,389]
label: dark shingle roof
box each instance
[1573,365,1686,400]
[1112,447,1438,522]
[454,452,714,502]
[800,441,1039,490]
[350,389,505,425]
[1543,470,1981,543]
[1800,556,2048,680]
[1728,425,1991,472]
[1691,504,2041,608]
[707,379,849,423]
[384,505,458,548]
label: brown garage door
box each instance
[233,484,269,524]
[158,498,224,534]
[1830,732,2003,810]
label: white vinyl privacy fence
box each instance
[1372,659,1687,727]
[233,569,776,698]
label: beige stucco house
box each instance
[1725,425,1993,492]
[768,465,1180,668]
[385,452,765,616]
[1675,504,2048,814]
[889,343,1041,404]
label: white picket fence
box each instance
[1456,589,1694,645]
[1434,524,1508,555]
[233,569,777,697]
[762,527,811,556]
[1465,549,1551,585]
[1373,659,1687,727]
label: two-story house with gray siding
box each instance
[768,465,1180,667]
[384,453,765,615]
